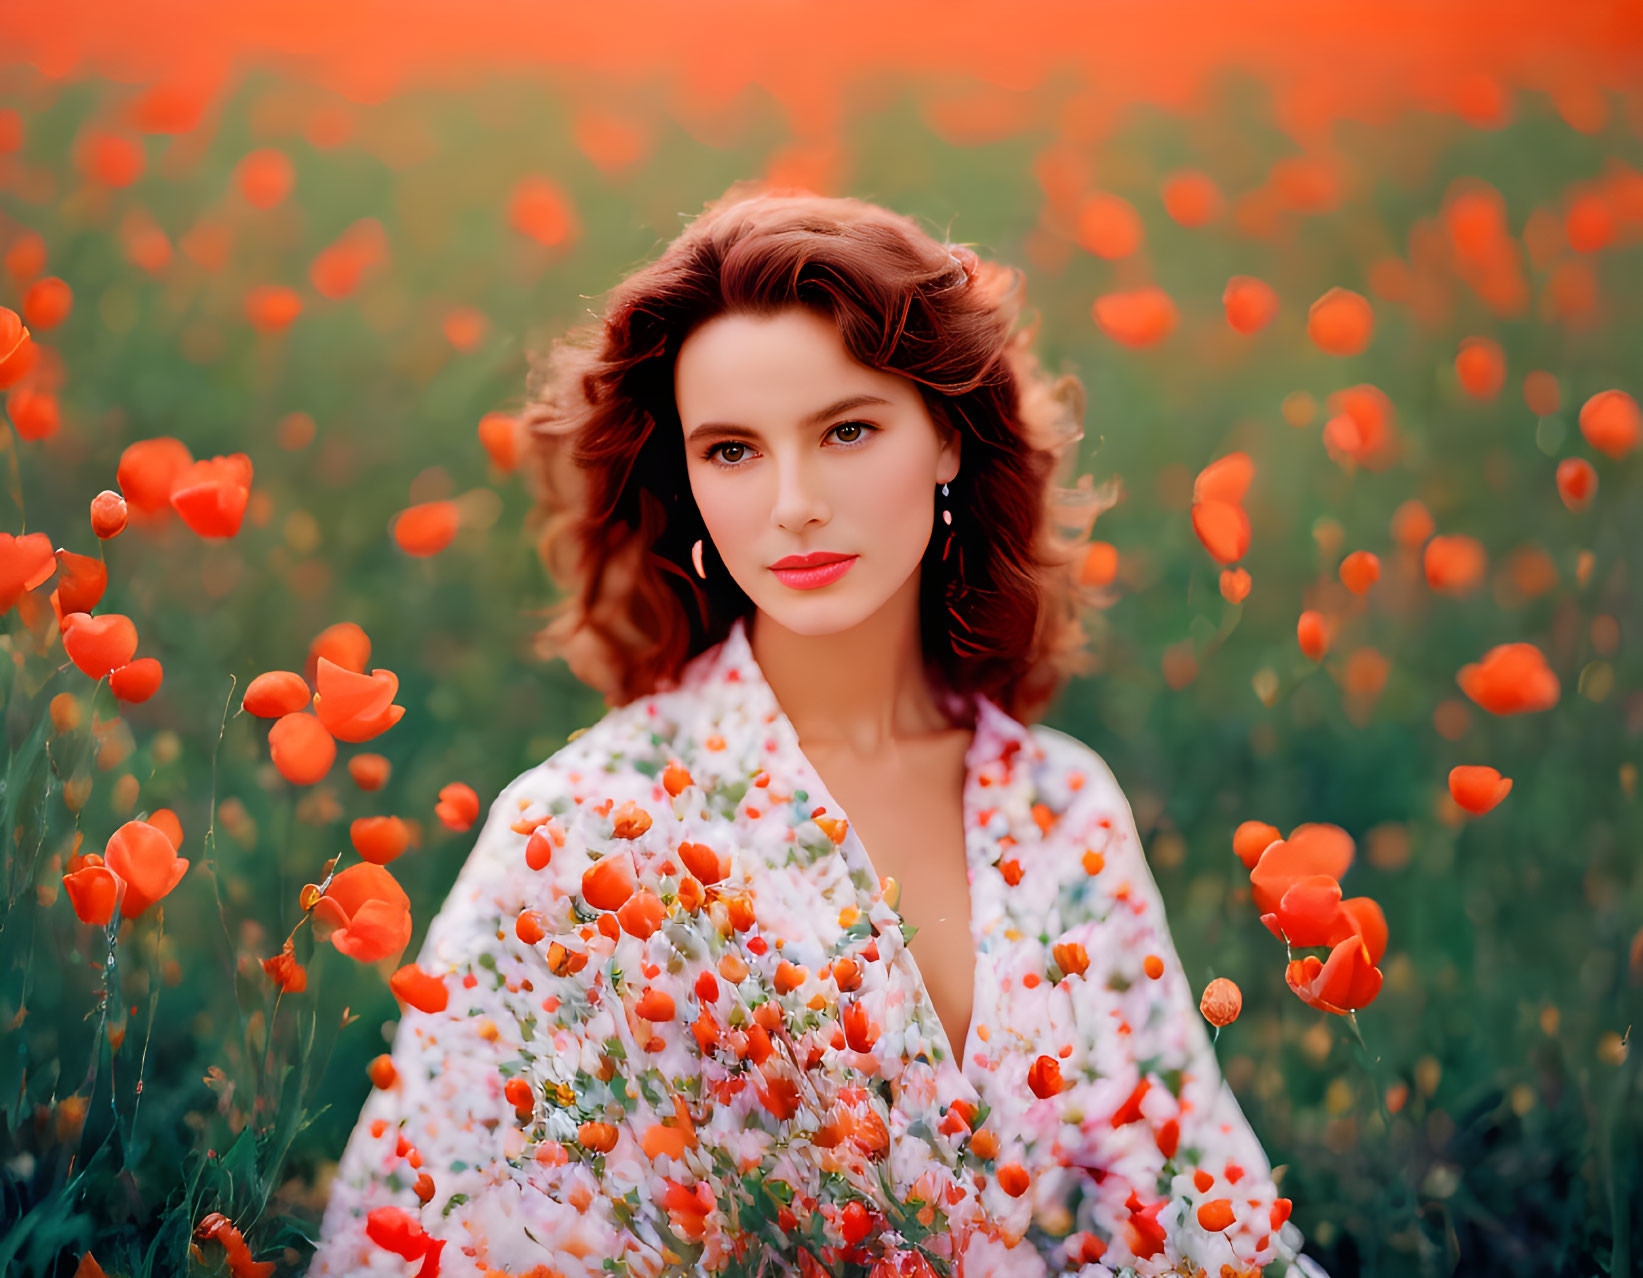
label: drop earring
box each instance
[939,478,982,656]
[691,538,707,580]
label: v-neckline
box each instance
[724,616,993,1071]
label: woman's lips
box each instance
[770,556,858,590]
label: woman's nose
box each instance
[769,456,830,530]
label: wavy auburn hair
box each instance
[519,180,1117,725]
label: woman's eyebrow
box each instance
[685,393,892,445]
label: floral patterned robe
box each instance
[308,615,1329,1278]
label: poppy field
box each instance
[1,3,1640,1275]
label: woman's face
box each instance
[675,306,960,636]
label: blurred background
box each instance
[1,2,1641,1275]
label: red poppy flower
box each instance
[1556,458,1597,511]
[310,863,412,964]
[351,815,411,865]
[7,385,58,441]
[1222,276,1278,334]
[54,549,107,615]
[116,437,194,516]
[242,670,311,718]
[1578,389,1640,460]
[1285,933,1384,1014]
[268,712,336,784]
[0,531,55,613]
[104,819,190,918]
[393,500,460,557]
[1455,336,1505,399]
[1457,642,1560,714]
[1448,765,1513,815]
[1307,287,1374,356]
[1248,823,1354,916]
[305,621,371,683]
[435,781,480,832]
[22,276,73,330]
[62,612,139,679]
[1092,286,1178,347]
[1191,500,1251,565]
[312,658,405,743]
[63,857,120,927]
[110,657,164,703]
[477,412,520,472]
[170,453,253,539]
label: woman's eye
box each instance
[705,422,875,467]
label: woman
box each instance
[309,183,1329,1277]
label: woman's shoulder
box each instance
[1021,719,1131,813]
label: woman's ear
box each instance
[938,421,961,485]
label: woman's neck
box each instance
[748,581,960,755]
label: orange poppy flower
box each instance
[306,621,371,682]
[435,781,480,831]
[351,815,411,865]
[392,500,460,557]
[1390,499,1434,550]
[1190,500,1251,565]
[1556,457,1597,510]
[54,549,107,615]
[1423,534,1488,594]
[1456,642,1560,714]
[349,753,391,790]
[0,309,36,390]
[268,712,336,784]
[1161,170,1224,227]
[63,857,120,927]
[1454,336,1505,399]
[1075,191,1144,260]
[170,453,253,539]
[21,276,72,330]
[507,175,574,247]
[235,148,294,209]
[581,851,637,911]
[7,385,59,441]
[1092,285,1178,348]
[1339,550,1380,594]
[1222,275,1278,334]
[1232,820,1281,870]
[310,862,412,964]
[1448,765,1513,815]
[104,818,190,918]
[110,657,163,703]
[312,658,405,743]
[477,412,521,472]
[1296,609,1330,662]
[1192,452,1255,506]
[1307,287,1374,356]
[1248,823,1354,916]
[244,285,302,333]
[116,437,194,516]
[1285,933,1384,1015]
[1,530,55,613]
[242,670,311,718]
[1579,389,1640,460]
[62,612,139,679]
